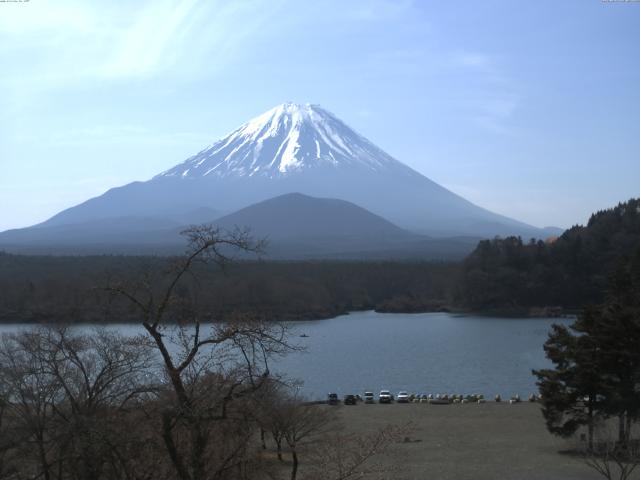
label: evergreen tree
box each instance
[533,312,606,449]
[596,252,640,445]
[534,251,640,449]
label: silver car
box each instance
[396,391,410,403]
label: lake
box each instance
[0,311,572,400]
[276,311,572,399]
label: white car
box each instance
[379,390,393,404]
[363,391,375,404]
[396,391,410,403]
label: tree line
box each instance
[0,198,638,324]
[455,198,640,312]
[0,254,457,324]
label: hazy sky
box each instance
[1,0,638,231]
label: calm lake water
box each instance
[277,311,572,399]
[0,311,572,400]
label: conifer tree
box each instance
[534,249,640,449]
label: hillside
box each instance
[0,193,479,259]
[455,198,640,311]
[214,193,410,240]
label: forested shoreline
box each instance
[1,198,638,324]
[455,198,640,311]
[0,255,459,324]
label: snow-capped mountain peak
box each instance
[21,102,552,241]
[158,103,403,179]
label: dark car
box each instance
[344,394,357,405]
[327,393,339,405]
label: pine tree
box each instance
[534,249,640,450]
[533,313,606,449]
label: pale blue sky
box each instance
[1,0,638,231]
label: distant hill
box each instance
[456,198,640,311]
[214,192,409,240]
[0,193,479,259]
[212,193,479,259]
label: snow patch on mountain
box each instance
[157,103,404,179]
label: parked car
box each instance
[379,390,393,404]
[363,391,375,404]
[396,391,410,403]
[327,393,339,405]
[344,394,357,405]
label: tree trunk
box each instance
[275,436,283,462]
[37,431,51,480]
[290,448,298,480]
[190,420,207,480]
[162,411,191,480]
[618,413,626,446]
[624,413,631,447]
[588,401,594,451]
[260,428,267,450]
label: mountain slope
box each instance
[0,216,185,254]
[6,102,558,244]
[0,193,479,259]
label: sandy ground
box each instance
[322,401,604,480]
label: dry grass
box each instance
[307,402,604,480]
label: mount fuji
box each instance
[0,103,559,255]
[159,102,414,179]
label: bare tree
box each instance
[40,328,156,480]
[580,424,640,480]
[256,389,335,480]
[281,399,334,480]
[0,330,60,480]
[106,225,295,480]
[255,383,408,480]
[583,442,639,480]
[253,379,297,463]
[0,326,158,480]
[303,424,409,480]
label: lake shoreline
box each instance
[0,305,579,325]
[1,312,570,398]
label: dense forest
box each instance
[456,198,640,312]
[0,255,457,323]
[1,198,638,323]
